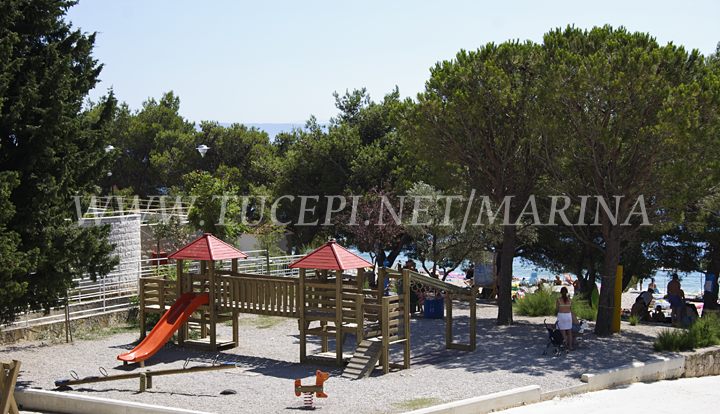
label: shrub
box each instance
[629,315,640,326]
[653,315,720,352]
[571,296,597,321]
[515,288,556,316]
[654,329,696,351]
[689,315,720,348]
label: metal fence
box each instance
[5,250,304,329]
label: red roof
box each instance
[289,240,372,270]
[168,233,248,261]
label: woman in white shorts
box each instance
[556,286,573,351]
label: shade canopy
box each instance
[168,233,248,261]
[289,240,372,270]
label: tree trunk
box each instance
[704,241,720,311]
[497,225,517,325]
[595,228,621,336]
[386,234,411,268]
[376,246,387,268]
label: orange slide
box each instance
[117,292,209,364]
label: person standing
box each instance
[648,278,658,293]
[556,287,574,351]
[667,274,683,323]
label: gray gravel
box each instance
[3,296,670,414]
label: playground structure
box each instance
[127,234,479,378]
[1,360,20,414]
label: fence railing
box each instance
[3,250,304,329]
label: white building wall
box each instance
[82,214,141,281]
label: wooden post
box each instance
[176,259,185,345]
[470,286,478,351]
[231,258,239,346]
[445,293,452,349]
[381,296,390,374]
[208,260,216,349]
[0,360,21,414]
[377,267,385,299]
[232,309,239,346]
[299,268,307,363]
[139,278,147,340]
[139,373,147,393]
[335,269,343,365]
[321,321,328,352]
[356,268,364,292]
[402,269,411,369]
[355,293,364,347]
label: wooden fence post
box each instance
[381,296,390,374]
[298,268,307,363]
[0,360,21,414]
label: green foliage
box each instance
[629,315,640,326]
[514,288,557,317]
[690,315,720,348]
[149,215,191,254]
[183,171,247,241]
[572,296,598,321]
[0,172,34,322]
[654,329,697,352]
[653,316,720,351]
[405,181,488,277]
[0,0,117,322]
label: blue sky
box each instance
[67,0,720,124]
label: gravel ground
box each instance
[4,294,672,414]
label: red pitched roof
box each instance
[168,233,248,261]
[289,240,372,270]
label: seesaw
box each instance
[55,357,237,393]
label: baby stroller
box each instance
[542,319,589,355]
[542,319,565,355]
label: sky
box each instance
[66,0,720,124]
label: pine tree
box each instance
[0,0,116,322]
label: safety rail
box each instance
[216,273,299,317]
[80,196,192,221]
[139,278,178,312]
[4,252,304,329]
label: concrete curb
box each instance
[539,383,590,401]
[15,388,213,414]
[580,355,685,391]
[403,385,541,414]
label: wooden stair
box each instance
[341,339,382,380]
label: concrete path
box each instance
[499,375,720,414]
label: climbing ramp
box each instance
[341,339,383,379]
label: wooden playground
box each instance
[134,234,479,379]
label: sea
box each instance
[351,250,708,296]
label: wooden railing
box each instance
[216,273,299,317]
[139,277,178,312]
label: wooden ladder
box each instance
[341,339,382,380]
